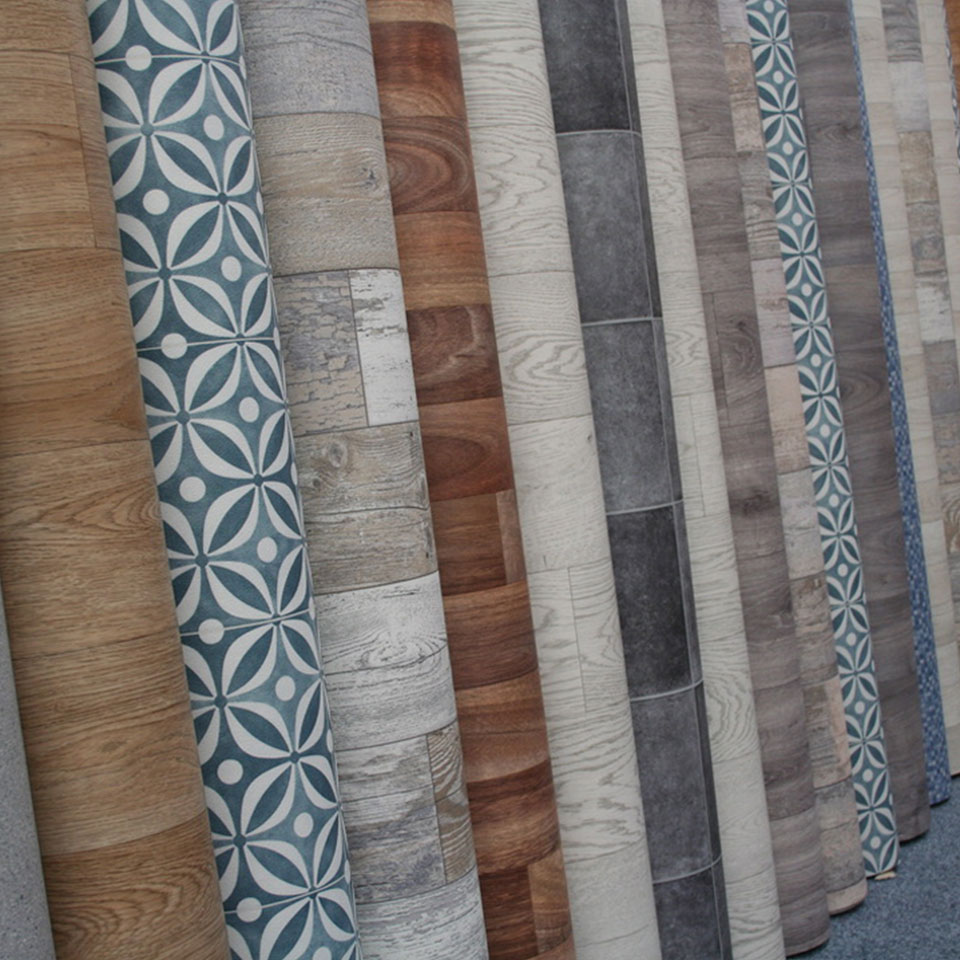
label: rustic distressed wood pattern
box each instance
[537,0,735,956]
[367,3,574,957]
[453,2,662,958]
[944,0,960,125]
[624,0,799,955]
[853,0,960,778]
[717,0,868,921]
[659,0,830,950]
[0,582,55,960]
[788,0,932,839]
[0,3,227,956]
[239,2,488,955]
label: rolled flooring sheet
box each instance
[745,0,903,873]
[366,2,575,957]
[0,2,227,957]
[0,584,55,960]
[850,0,953,804]
[660,0,830,949]
[859,0,960,779]
[537,1,734,956]
[717,0,868,918]
[87,1,362,956]
[625,0,796,952]
[783,0,932,841]
[453,1,662,958]
[237,3,488,958]
[944,0,960,127]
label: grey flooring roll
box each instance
[537,1,733,956]
[0,584,55,960]
[238,2,488,957]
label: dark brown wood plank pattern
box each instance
[367,2,574,956]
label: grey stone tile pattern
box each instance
[0,585,55,960]
[539,0,732,955]
[238,1,488,957]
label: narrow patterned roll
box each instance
[238,1,488,956]
[745,0,902,873]
[716,0,867,916]
[88,1,361,955]
[453,0,662,957]
[367,1,574,957]
[0,2,227,956]
[849,0,952,804]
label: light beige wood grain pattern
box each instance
[0,3,227,957]
[624,0,787,956]
[240,0,487,954]
[719,0,869,916]
[453,1,661,956]
[852,0,960,775]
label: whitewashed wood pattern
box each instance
[852,0,960,775]
[453,2,661,957]
[719,0,869,915]
[239,1,487,956]
[623,1,786,956]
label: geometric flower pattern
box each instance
[847,1,951,804]
[746,0,900,874]
[87,1,361,955]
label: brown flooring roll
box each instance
[0,2,228,958]
[789,0,932,840]
[945,0,960,111]
[366,2,574,958]
[660,0,830,950]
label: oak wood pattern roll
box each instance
[238,2,487,957]
[366,3,574,958]
[854,0,960,779]
[0,582,55,960]
[944,0,960,122]
[453,1,662,957]
[787,0,932,839]
[624,0,795,953]
[660,0,829,949]
[537,1,734,956]
[0,2,227,956]
[716,0,868,916]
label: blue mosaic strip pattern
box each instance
[746,0,900,874]
[87,1,361,957]
[846,0,951,804]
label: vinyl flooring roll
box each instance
[659,0,829,948]
[784,0,932,840]
[0,2,227,956]
[624,0,793,955]
[238,3,487,957]
[717,0,868,917]
[855,0,960,779]
[87,1,361,955]
[537,1,734,956]
[0,583,55,960]
[944,0,960,116]
[453,1,661,958]
[366,2,574,957]
[745,0,903,873]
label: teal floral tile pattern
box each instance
[87,1,361,957]
[746,0,900,874]
[847,1,951,804]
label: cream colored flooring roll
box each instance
[624,0,785,957]
[453,2,661,957]
[852,0,960,775]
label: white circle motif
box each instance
[143,189,169,215]
[257,537,277,562]
[161,333,187,359]
[237,898,262,923]
[180,476,206,502]
[125,45,152,70]
[218,759,243,784]
[294,813,313,838]
[239,396,260,422]
[221,255,242,281]
[204,115,225,140]
[199,619,225,645]
[275,675,295,701]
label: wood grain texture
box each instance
[789,0,932,839]
[239,2,487,955]
[367,3,573,957]
[538,0,735,956]
[659,0,828,949]
[0,4,226,957]
[453,1,662,957]
[718,0,868,917]
[917,0,960,770]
